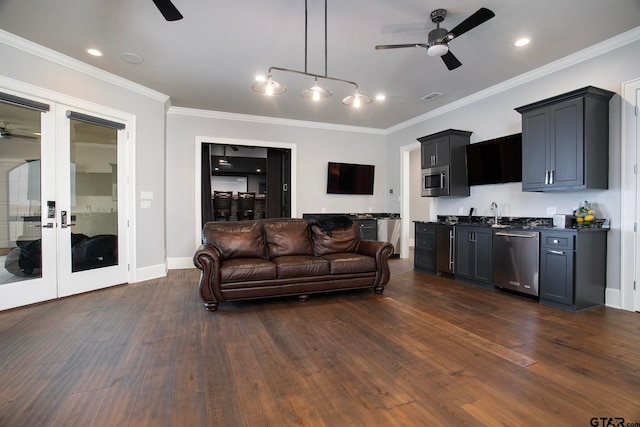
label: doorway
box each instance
[194,137,297,247]
[621,77,640,312]
[0,94,130,311]
[200,142,292,226]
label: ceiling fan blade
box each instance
[152,0,183,21]
[375,43,428,50]
[441,51,462,70]
[445,7,494,40]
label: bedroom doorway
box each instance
[0,95,129,311]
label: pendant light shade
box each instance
[342,90,372,108]
[252,74,286,96]
[300,78,332,101]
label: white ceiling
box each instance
[1,0,639,129]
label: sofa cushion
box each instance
[311,223,361,256]
[271,255,330,279]
[220,258,277,283]
[264,219,314,258]
[321,253,376,275]
[203,221,266,261]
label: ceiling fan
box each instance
[375,7,495,70]
[0,122,38,140]
[152,0,183,21]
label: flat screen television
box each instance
[466,133,522,186]
[326,162,375,195]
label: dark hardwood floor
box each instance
[1,255,639,426]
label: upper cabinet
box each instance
[515,86,614,192]
[418,129,471,197]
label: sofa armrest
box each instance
[356,240,394,288]
[193,244,223,310]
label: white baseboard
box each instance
[134,263,168,283]
[167,257,196,270]
[605,287,622,310]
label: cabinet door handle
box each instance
[544,170,549,185]
[550,170,555,185]
[449,230,454,269]
[548,249,564,255]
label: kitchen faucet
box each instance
[490,202,499,224]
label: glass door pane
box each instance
[68,118,118,272]
[0,103,42,284]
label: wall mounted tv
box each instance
[326,162,375,195]
[466,133,522,186]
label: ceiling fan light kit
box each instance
[252,0,371,108]
[427,44,448,57]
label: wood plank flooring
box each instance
[1,256,639,426]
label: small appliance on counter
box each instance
[552,214,573,228]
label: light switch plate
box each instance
[141,191,154,200]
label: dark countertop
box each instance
[304,213,401,220]
[414,215,609,232]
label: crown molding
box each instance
[386,26,640,134]
[0,29,170,104]
[168,106,386,135]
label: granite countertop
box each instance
[415,215,609,232]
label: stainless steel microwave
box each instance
[421,165,450,197]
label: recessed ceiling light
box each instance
[514,38,530,47]
[86,48,103,57]
[375,94,386,101]
[120,52,144,64]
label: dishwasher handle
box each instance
[495,232,537,238]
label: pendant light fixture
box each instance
[251,0,371,108]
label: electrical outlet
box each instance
[389,188,394,194]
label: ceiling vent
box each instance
[420,92,443,102]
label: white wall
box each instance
[0,33,169,278]
[165,110,388,260]
[385,37,640,295]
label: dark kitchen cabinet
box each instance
[418,129,471,197]
[455,226,493,286]
[414,222,436,273]
[539,229,608,312]
[516,86,614,192]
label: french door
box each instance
[0,95,129,311]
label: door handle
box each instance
[548,249,564,255]
[60,210,76,229]
[544,170,549,185]
[39,223,55,228]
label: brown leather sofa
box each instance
[193,218,394,311]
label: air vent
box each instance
[420,92,443,101]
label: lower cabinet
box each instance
[539,230,607,311]
[455,226,493,286]
[414,222,436,272]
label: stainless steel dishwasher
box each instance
[492,230,540,296]
[377,217,400,255]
